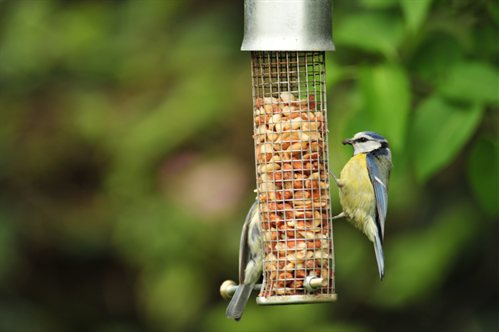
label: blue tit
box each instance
[226,200,263,321]
[332,131,392,279]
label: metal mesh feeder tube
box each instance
[251,51,336,305]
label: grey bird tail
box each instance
[373,234,385,280]
[225,284,253,321]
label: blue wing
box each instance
[366,151,391,240]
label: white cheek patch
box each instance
[354,141,382,154]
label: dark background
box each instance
[0,0,497,331]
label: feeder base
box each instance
[256,294,337,305]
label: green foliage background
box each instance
[0,0,497,331]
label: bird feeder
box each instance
[221,0,336,306]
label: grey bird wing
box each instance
[366,152,391,240]
[239,200,259,283]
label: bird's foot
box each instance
[332,212,346,220]
[329,171,343,188]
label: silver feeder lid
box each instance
[241,0,334,51]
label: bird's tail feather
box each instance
[373,234,384,280]
[225,284,253,321]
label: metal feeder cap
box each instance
[241,0,334,51]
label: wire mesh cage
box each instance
[252,51,336,304]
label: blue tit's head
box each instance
[343,131,389,155]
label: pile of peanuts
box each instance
[253,92,333,296]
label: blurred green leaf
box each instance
[0,211,16,281]
[312,324,369,332]
[112,198,196,266]
[425,8,475,50]
[488,2,499,24]
[473,23,499,59]
[344,110,372,144]
[411,33,464,83]
[401,0,433,32]
[106,70,235,197]
[372,205,478,307]
[411,97,483,181]
[68,90,115,143]
[334,224,374,294]
[335,13,404,59]
[0,301,51,332]
[385,154,420,215]
[105,9,243,198]
[326,57,346,87]
[140,266,207,331]
[467,137,499,216]
[438,61,499,105]
[119,0,184,33]
[360,0,398,9]
[55,4,116,76]
[95,323,141,332]
[203,302,331,332]
[360,64,411,151]
[0,0,55,79]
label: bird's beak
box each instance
[342,138,353,145]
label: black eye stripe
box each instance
[354,137,389,148]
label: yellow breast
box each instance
[338,154,376,241]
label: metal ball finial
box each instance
[220,280,237,300]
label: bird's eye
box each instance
[358,137,368,143]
